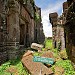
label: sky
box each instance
[35,0,67,37]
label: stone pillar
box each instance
[49,12,58,48]
[57,17,65,50]
[30,19,35,43]
[6,0,20,59]
[7,0,20,46]
[39,23,45,44]
[63,2,68,13]
[60,27,65,50]
[35,7,41,43]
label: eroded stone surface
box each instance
[42,51,54,59]
[22,53,53,75]
[54,66,64,75]
[31,43,43,51]
[0,0,45,63]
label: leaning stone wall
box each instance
[63,0,75,63]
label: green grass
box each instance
[33,52,40,56]
[45,39,53,49]
[51,60,75,75]
[1,38,74,75]
[0,59,29,75]
[44,38,75,75]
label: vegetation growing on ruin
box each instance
[0,59,29,75]
[45,38,75,75]
[45,38,53,49]
[51,60,75,75]
[35,12,40,21]
[0,39,75,75]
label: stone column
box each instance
[7,0,20,45]
[30,19,35,43]
[60,27,65,50]
[57,16,66,50]
[49,12,58,48]
[6,0,20,60]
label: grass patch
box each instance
[51,60,75,75]
[45,39,53,49]
[0,59,29,75]
[44,39,75,75]
[33,51,44,56]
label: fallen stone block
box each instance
[42,51,54,58]
[6,66,18,74]
[55,56,62,62]
[22,54,53,75]
[59,50,68,59]
[23,50,34,57]
[31,43,43,51]
[54,66,64,75]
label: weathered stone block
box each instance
[31,43,43,51]
[63,2,68,12]
[8,50,19,60]
[54,66,64,75]
[49,12,58,25]
[0,51,7,65]
[49,13,58,18]
[72,46,75,58]
[22,53,53,75]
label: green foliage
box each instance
[0,62,11,75]
[45,39,53,49]
[51,48,59,57]
[35,12,40,21]
[33,52,39,56]
[59,49,68,59]
[16,62,29,75]
[51,60,75,75]
[41,38,75,75]
[52,48,58,54]
[33,52,43,56]
[0,59,29,75]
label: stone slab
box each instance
[22,53,53,75]
[42,51,54,59]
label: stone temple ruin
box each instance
[49,0,75,63]
[0,0,45,64]
[63,0,75,63]
[49,13,65,50]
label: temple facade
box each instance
[0,0,45,64]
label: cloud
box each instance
[41,0,66,37]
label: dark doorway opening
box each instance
[54,41,57,48]
[25,24,29,47]
[20,24,25,45]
